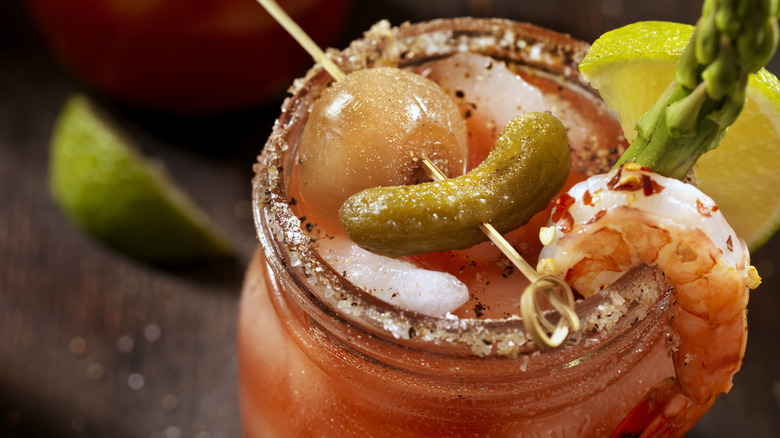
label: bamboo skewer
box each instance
[420,156,580,349]
[257,0,580,349]
[256,0,346,80]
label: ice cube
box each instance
[317,235,469,317]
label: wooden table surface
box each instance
[2,1,779,437]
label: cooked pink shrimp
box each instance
[537,163,761,437]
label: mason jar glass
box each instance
[239,17,675,437]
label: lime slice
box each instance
[580,21,780,250]
[49,94,234,264]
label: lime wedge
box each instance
[580,21,780,250]
[49,94,234,264]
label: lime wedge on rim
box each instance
[49,94,234,264]
[580,21,780,250]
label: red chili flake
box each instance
[696,199,712,217]
[559,211,574,234]
[585,209,607,225]
[583,190,594,206]
[607,165,624,190]
[641,174,665,196]
[726,235,734,252]
[551,193,576,223]
[711,205,720,213]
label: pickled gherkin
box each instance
[338,112,571,258]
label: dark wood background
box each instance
[2,1,779,437]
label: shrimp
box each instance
[536,163,761,437]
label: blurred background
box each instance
[1,0,778,437]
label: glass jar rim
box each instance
[251,17,670,361]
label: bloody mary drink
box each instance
[239,18,677,437]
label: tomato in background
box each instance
[27,0,353,114]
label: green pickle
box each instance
[338,112,571,258]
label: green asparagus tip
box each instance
[617,0,780,179]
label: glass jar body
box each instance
[239,250,673,437]
[239,18,676,437]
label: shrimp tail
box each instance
[611,377,716,438]
[610,377,677,438]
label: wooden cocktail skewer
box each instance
[257,0,580,349]
[256,0,345,81]
[420,156,580,349]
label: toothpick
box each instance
[420,156,541,283]
[256,0,580,347]
[256,0,346,81]
[478,223,540,283]
[420,155,580,349]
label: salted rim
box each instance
[252,18,670,360]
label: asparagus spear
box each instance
[616,0,780,179]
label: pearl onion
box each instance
[295,67,468,231]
